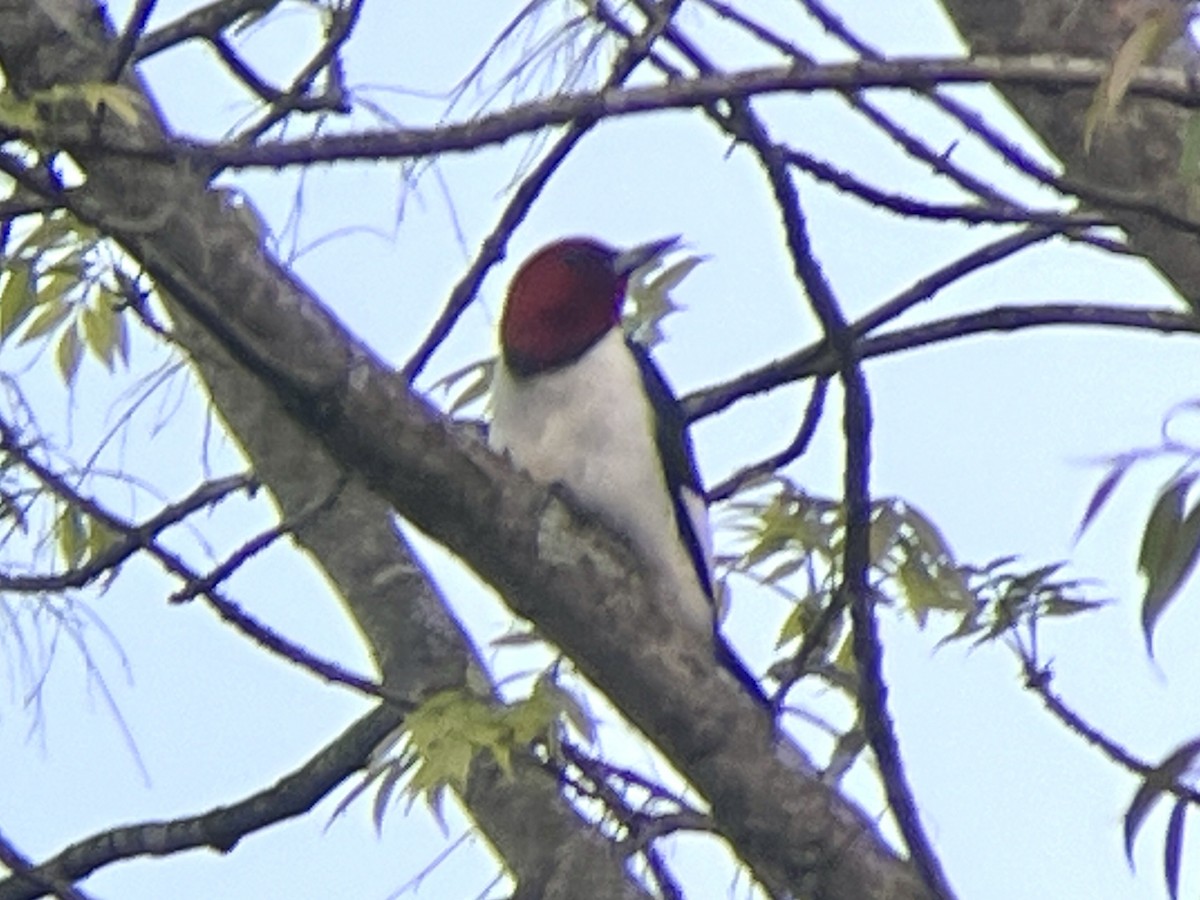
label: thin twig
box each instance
[133,0,278,63]
[0,474,253,593]
[0,830,96,900]
[401,0,688,382]
[784,147,1110,229]
[0,422,403,707]
[0,706,408,900]
[1021,655,1200,806]
[234,0,363,143]
[167,478,344,602]
[106,0,159,81]
[707,377,829,502]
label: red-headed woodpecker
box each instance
[489,236,766,708]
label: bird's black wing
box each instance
[628,340,772,712]
[626,340,712,598]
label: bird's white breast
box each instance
[489,330,712,632]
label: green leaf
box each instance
[1084,6,1186,152]
[87,518,119,559]
[760,553,809,586]
[831,630,856,675]
[776,598,806,649]
[646,254,705,296]
[94,289,131,366]
[897,558,941,627]
[824,724,866,785]
[1008,562,1067,595]
[37,269,81,309]
[56,324,83,385]
[0,263,35,342]
[532,675,595,745]
[1138,476,1190,582]
[18,299,72,344]
[436,358,493,416]
[897,559,972,626]
[57,505,86,569]
[1138,476,1200,654]
[35,83,143,127]
[624,253,703,348]
[14,214,80,260]
[1075,462,1130,543]
[868,503,903,568]
[0,92,39,132]
[1180,113,1200,179]
[489,628,546,649]
[82,304,116,370]
[1042,595,1107,617]
[932,566,974,612]
[401,686,555,808]
[900,502,956,565]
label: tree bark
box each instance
[0,3,647,898]
[940,0,1200,309]
[0,1,933,897]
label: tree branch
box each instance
[31,55,1200,171]
[0,706,407,900]
[940,0,1200,307]
[132,0,281,64]
[0,26,931,896]
[0,467,253,594]
[0,4,682,896]
[401,0,688,382]
[687,302,1200,425]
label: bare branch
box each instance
[233,0,362,142]
[697,0,1020,207]
[707,378,829,504]
[401,0,689,382]
[167,477,345,602]
[83,56,1200,170]
[783,147,1110,229]
[683,209,1190,423]
[107,0,158,81]
[0,420,399,705]
[0,705,407,900]
[0,471,253,594]
[1021,657,1200,807]
[132,0,281,63]
[0,829,96,900]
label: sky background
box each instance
[2,1,1199,898]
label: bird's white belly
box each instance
[490,331,711,631]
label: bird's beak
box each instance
[614,235,682,277]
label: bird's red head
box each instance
[500,236,679,375]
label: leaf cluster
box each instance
[0,211,132,385]
[723,476,1101,675]
[1077,399,1200,654]
[335,676,591,835]
[0,82,141,140]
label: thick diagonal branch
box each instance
[0,2,931,897]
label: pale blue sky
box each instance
[2,1,1198,898]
